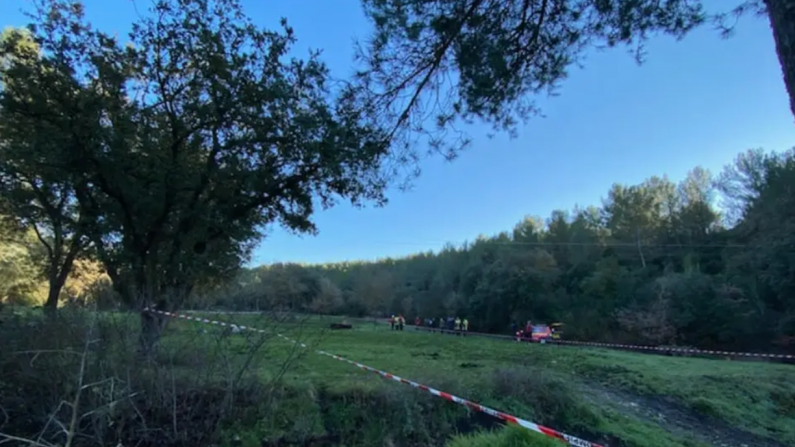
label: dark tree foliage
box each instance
[0,0,397,350]
[220,148,795,353]
[352,0,793,164]
[353,0,706,159]
[761,0,795,121]
[0,27,87,315]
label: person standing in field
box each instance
[398,314,405,331]
[454,316,461,333]
[462,318,469,336]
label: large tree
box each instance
[763,0,795,121]
[0,0,403,351]
[353,0,794,155]
[0,27,87,316]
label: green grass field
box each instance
[155,312,795,447]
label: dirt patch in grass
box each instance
[513,342,795,445]
[583,382,790,447]
[411,350,441,360]
[459,362,481,368]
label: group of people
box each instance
[512,320,535,340]
[389,314,470,333]
[415,316,469,333]
[390,314,406,330]
[389,316,558,342]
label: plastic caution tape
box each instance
[144,308,605,447]
[410,326,795,361]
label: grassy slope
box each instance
[447,426,563,447]
[523,345,795,442]
[162,313,795,447]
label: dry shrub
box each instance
[490,368,598,431]
[0,308,287,447]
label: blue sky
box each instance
[2,0,794,265]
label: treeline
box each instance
[209,148,795,353]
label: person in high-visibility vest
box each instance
[462,318,469,335]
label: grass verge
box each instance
[190,312,793,446]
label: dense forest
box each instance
[201,148,795,353]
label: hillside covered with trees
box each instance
[209,148,795,354]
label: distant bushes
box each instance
[0,309,283,446]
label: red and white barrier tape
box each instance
[411,326,795,360]
[144,308,604,447]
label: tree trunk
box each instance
[765,0,795,122]
[139,309,167,356]
[42,243,80,317]
[138,282,192,355]
[43,279,63,317]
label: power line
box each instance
[254,238,766,266]
[363,239,754,249]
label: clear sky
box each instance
[2,0,794,266]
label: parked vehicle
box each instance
[550,322,564,340]
[530,324,553,342]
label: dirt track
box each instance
[582,383,788,447]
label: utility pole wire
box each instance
[344,239,761,249]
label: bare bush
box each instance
[0,307,314,447]
[616,280,677,346]
[490,368,598,432]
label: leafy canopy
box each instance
[0,0,395,306]
[353,0,765,160]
